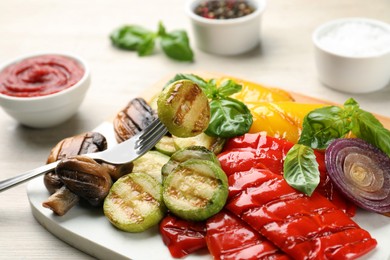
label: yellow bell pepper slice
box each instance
[213,76,326,143]
[248,102,326,143]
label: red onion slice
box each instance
[325,138,390,216]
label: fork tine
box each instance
[139,121,166,143]
[139,118,161,136]
[138,128,168,154]
[137,121,167,150]
[137,119,164,142]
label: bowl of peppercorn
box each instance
[186,0,266,55]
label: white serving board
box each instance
[27,121,390,260]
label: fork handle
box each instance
[0,161,59,192]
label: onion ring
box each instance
[325,138,390,216]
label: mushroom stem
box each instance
[42,186,80,216]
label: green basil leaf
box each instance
[217,79,242,97]
[205,97,253,138]
[164,73,208,89]
[208,79,217,88]
[110,25,154,50]
[343,98,361,120]
[283,144,320,196]
[351,109,390,156]
[343,97,359,110]
[202,79,218,98]
[137,35,156,56]
[298,106,351,149]
[157,21,166,37]
[160,30,194,61]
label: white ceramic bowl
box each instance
[313,18,390,93]
[0,52,90,128]
[186,0,267,55]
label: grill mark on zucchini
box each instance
[110,180,158,223]
[167,82,183,103]
[108,193,143,223]
[166,168,218,208]
[175,91,209,135]
[172,84,201,126]
[193,106,210,133]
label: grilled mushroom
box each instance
[56,156,113,207]
[113,97,157,143]
[42,156,115,216]
[44,131,108,193]
[42,132,107,215]
[103,162,134,181]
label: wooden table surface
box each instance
[0,0,389,259]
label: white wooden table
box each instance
[0,0,389,259]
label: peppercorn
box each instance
[194,0,255,20]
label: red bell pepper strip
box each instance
[314,151,356,217]
[226,168,377,260]
[219,133,293,175]
[218,133,356,216]
[159,215,207,258]
[206,210,290,260]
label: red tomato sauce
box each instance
[0,54,84,97]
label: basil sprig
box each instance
[110,22,194,62]
[284,98,390,196]
[299,98,390,155]
[166,74,253,138]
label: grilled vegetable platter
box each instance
[27,72,390,260]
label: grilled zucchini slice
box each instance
[162,146,220,179]
[132,150,170,183]
[163,159,228,221]
[157,79,210,137]
[154,136,177,156]
[173,133,225,154]
[104,172,166,233]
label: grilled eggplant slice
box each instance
[113,97,157,143]
[157,80,210,137]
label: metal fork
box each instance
[0,119,168,192]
